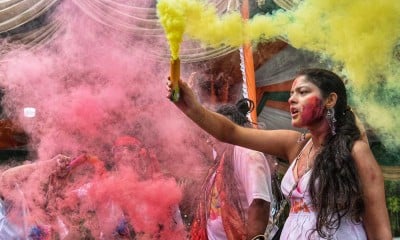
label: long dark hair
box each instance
[297,69,364,238]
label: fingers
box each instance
[166,79,172,87]
[166,79,173,100]
[166,72,197,101]
[166,77,182,101]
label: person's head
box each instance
[216,98,254,127]
[113,136,142,159]
[112,136,148,177]
[289,68,349,135]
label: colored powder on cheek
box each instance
[301,96,323,125]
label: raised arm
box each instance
[351,140,392,240]
[167,78,301,160]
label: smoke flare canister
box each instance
[170,58,180,102]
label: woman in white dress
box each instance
[166,68,392,239]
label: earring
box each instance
[297,130,307,143]
[326,108,337,135]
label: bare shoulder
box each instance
[352,139,370,151]
[351,140,374,162]
[351,140,382,178]
[277,130,307,161]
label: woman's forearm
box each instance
[170,78,239,143]
[183,103,236,143]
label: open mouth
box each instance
[290,108,299,117]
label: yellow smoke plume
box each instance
[157,0,400,149]
[157,0,186,60]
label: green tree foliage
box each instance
[385,180,400,236]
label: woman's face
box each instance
[288,75,325,128]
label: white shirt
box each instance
[206,146,273,240]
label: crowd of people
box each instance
[0,135,185,239]
[0,67,393,239]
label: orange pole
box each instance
[241,0,258,123]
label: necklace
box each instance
[296,141,314,179]
[306,142,314,171]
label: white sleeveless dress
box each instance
[279,141,367,240]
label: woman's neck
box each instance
[308,120,330,147]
